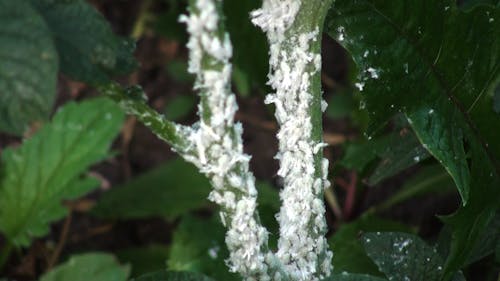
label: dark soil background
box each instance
[0,0,485,280]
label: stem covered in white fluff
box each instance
[178,1,279,280]
[252,0,333,280]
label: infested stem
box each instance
[252,0,333,280]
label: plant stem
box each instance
[131,0,153,39]
[253,0,333,279]
[99,83,191,153]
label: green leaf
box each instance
[326,2,500,277]
[326,93,356,119]
[373,164,456,212]
[340,130,429,182]
[367,132,430,185]
[321,273,387,281]
[167,215,238,281]
[130,270,215,281]
[0,98,124,247]
[115,245,170,278]
[0,0,58,135]
[166,60,194,83]
[224,0,268,94]
[164,95,197,121]
[91,158,210,220]
[30,0,137,84]
[494,84,500,113]
[362,232,445,281]
[328,215,414,276]
[496,239,500,263]
[459,0,499,10]
[40,253,130,281]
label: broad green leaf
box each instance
[321,273,386,281]
[326,2,500,277]
[340,130,429,182]
[465,211,500,264]
[40,253,130,281]
[328,215,414,276]
[131,270,215,281]
[0,0,58,135]
[0,98,124,247]
[30,0,137,84]
[167,215,238,281]
[373,164,456,212]
[362,232,445,281]
[91,158,211,220]
[115,245,170,278]
[367,132,430,185]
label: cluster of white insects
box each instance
[169,0,332,280]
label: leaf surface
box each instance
[91,158,211,220]
[326,2,500,277]
[321,273,387,281]
[0,98,124,246]
[131,271,215,281]
[40,253,130,281]
[362,232,445,281]
[30,0,137,84]
[0,0,58,135]
[328,216,414,276]
[167,215,238,281]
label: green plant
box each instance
[0,0,499,281]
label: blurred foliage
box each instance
[0,0,136,135]
[92,158,211,221]
[130,270,215,281]
[40,253,130,281]
[116,245,170,278]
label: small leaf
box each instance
[362,232,444,281]
[321,273,387,281]
[91,158,211,220]
[0,98,124,247]
[167,215,238,281]
[328,215,414,276]
[130,270,215,281]
[115,245,170,278]
[0,0,58,135]
[30,0,137,84]
[40,253,130,281]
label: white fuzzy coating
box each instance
[179,0,271,279]
[253,1,332,280]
